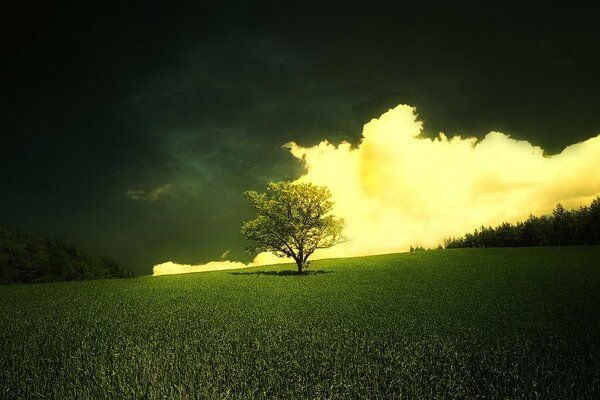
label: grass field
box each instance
[1,247,600,399]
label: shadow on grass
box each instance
[228,270,332,277]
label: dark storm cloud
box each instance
[1,1,599,274]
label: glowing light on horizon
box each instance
[287,104,600,260]
[152,252,288,276]
[153,104,600,276]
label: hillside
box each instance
[1,247,599,398]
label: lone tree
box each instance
[241,181,345,274]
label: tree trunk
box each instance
[295,258,304,274]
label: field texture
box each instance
[1,247,600,399]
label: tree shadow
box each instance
[228,270,332,277]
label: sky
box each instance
[2,1,600,275]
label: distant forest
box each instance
[0,227,132,284]
[444,196,600,248]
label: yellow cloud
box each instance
[152,252,288,276]
[286,104,600,259]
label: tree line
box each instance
[0,226,133,284]
[444,196,600,249]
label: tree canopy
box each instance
[241,181,344,274]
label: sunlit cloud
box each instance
[153,104,600,276]
[287,104,600,259]
[152,252,288,276]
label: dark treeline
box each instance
[445,196,600,249]
[0,226,133,284]
[410,245,442,252]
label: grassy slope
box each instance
[1,247,599,399]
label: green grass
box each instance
[1,247,600,399]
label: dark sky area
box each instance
[2,1,600,275]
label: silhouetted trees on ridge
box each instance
[0,227,132,284]
[444,196,600,249]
